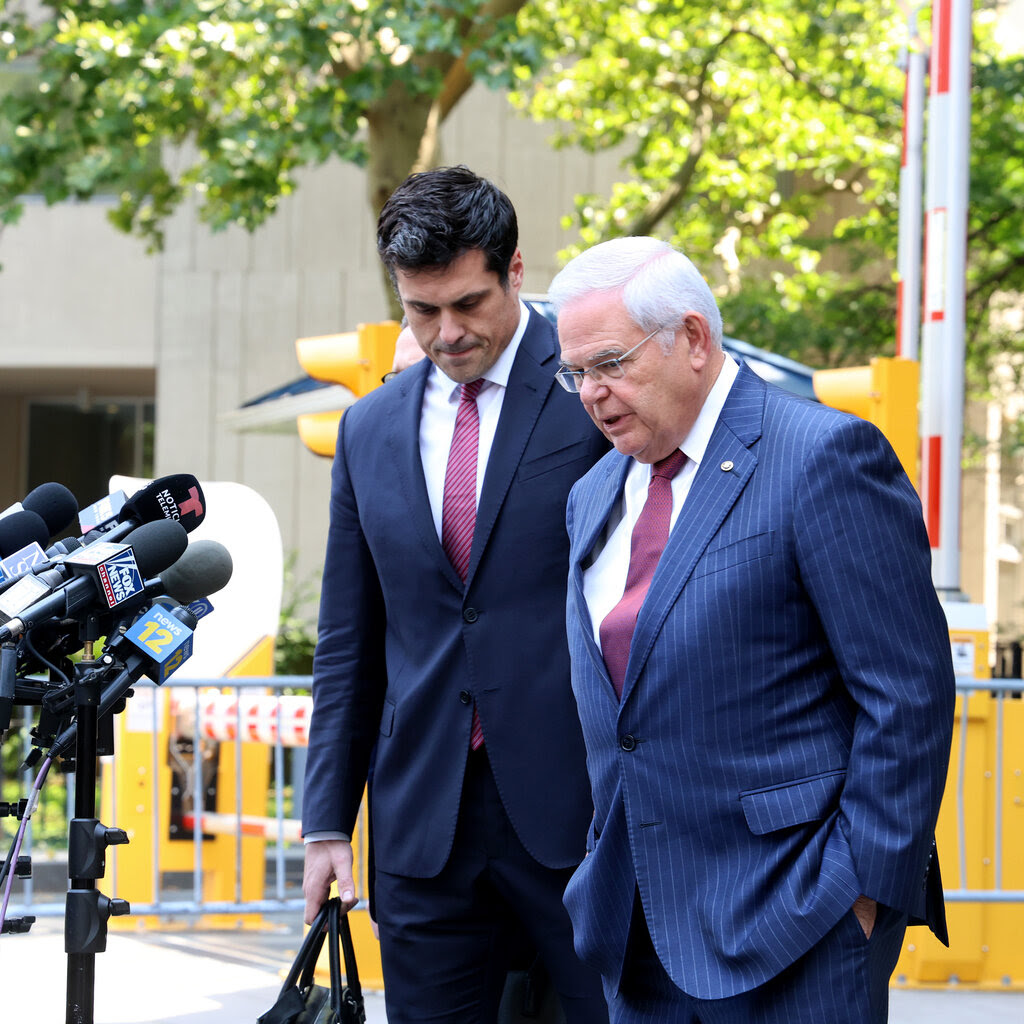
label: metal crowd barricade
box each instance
[2,674,384,986]
[894,677,1024,989]
[2,677,317,920]
[3,674,1022,990]
[946,678,1024,904]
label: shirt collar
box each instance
[677,351,739,468]
[434,300,530,401]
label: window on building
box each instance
[26,398,155,518]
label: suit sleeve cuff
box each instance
[303,831,351,844]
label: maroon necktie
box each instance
[441,378,485,747]
[599,449,688,698]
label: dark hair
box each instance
[376,166,519,288]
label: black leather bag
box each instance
[258,898,366,1024]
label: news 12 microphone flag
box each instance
[110,477,283,681]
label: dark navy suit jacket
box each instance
[562,364,954,999]
[302,308,608,878]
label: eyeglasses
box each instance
[555,326,664,393]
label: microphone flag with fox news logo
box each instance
[63,542,143,609]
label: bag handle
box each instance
[284,898,331,994]
[327,898,365,1020]
[283,898,363,1022]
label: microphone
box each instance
[0,512,50,587]
[0,533,83,597]
[83,475,206,545]
[45,534,83,559]
[78,490,127,534]
[49,603,200,757]
[22,482,79,539]
[0,510,49,558]
[149,540,233,605]
[0,519,189,626]
[0,519,188,641]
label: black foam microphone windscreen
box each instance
[118,475,206,534]
[119,519,190,578]
[0,510,49,557]
[22,482,79,537]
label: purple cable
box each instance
[0,755,53,930]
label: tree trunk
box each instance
[365,83,438,316]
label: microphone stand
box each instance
[62,623,130,1024]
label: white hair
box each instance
[548,237,723,351]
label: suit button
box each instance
[619,734,637,752]
[463,607,478,623]
[459,690,472,705]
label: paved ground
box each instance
[0,915,389,1023]
[2,914,1024,1022]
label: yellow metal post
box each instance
[102,685,186,930]
[813,357,920,489]
[199,635,275,929]
[103,635,275,930]
[894,609,1024,989]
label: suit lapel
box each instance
[620,364,766,703]
[570,454,632,703]
[386,359,464,590]
[465,311,554,587]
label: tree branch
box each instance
[434,0,531,123]
[619,35,731,237]
[967,248,1024,300]
[735,24,893,123]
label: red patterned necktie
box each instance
[599,449,688,698]
[441,378,485,747]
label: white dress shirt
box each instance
[583,353,739,646]
[419,301,530,537]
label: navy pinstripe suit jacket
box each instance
[562,363,954,1000]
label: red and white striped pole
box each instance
[920,0,972,594]
[897,4,927,361]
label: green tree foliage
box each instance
[0,0,537,247]
[275,551,319,678]
[514,0,1024,374]
[1,1,1021,377]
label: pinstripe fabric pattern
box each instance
[608,897,907,1022]
[562,364,955,1004]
